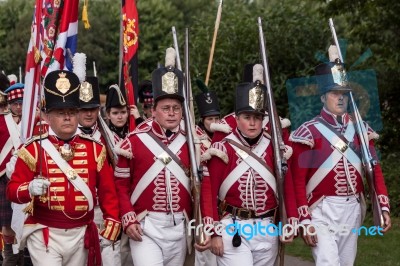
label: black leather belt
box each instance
[222,203,276,220]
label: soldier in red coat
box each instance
[208,63,291,147]
[7,70,121,266]
[201,64,297,266]
[78,76,103,140]
[194,80,221,155]
[290,45,391,265]
[1,82,25,265]
[114,47,192,266]
[193,81,221,266]
[105,85,130,146]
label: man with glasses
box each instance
[0,82,25,264]
[114,48,192,266]
[7,70,121,265]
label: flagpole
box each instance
[118,3,123,89]
[205,0,223,86]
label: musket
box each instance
[172,26,206,245]
[92,62,118,168]
[258,17,288,266]
[329,18,384,228]
[97,115,118,168]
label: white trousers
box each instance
[95,205,134,266]
[217,216,278,266]
[195,249,217,266]
[311,196,361,266]
[129,212,187,266]
[27,226,87,266]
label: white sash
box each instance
[306,121,362,195]
[1,114,21,172]
[0,138,13,169]
[5,113,22,150]
[41,139,94,211]
[92,130,102,142]
[130,133,189,205]
[219,134,276,200]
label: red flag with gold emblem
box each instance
[121,0,139,131]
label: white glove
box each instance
[28,179,51,196]
[6,152,18,179]
[99,235,113,248]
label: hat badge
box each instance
[55,72,71,94]
[205,93,213,104]
[79,81,94,102]
[248,85,264,111]
[161,71,178,94]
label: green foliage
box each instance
[0,0,399,215]
[286,216,400,265]
[0,0,32,74]
[136,0,185,80]
[77,1,120,93]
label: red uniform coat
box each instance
[201,128,298,229]
[195,125,212,158]
[7,133,121,241]
[114,121,192,231]
[0,114,21,176]
[290,108,390,223]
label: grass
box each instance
[285,216,400,265]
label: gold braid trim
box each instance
[23,198,34,215]
[17,146,37,172]
[96,145,107,172]
[100,219,121,241]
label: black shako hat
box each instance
[138,80,154,106]
[79,76,101,109]
[195,79,220,117]
[0,73,10,105]
[316,44,352,95]
[151,47,184,103]
[235,64,267,116]
[315,62,351,94]
[0,72,10,92]
[105,84,127,110]
[43,70,81,111]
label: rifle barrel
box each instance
[328,18,383,227]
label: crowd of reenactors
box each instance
[0,32,392,266]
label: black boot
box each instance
[2,244,24,266]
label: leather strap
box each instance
[220,201,276,220]
[147,131,189,175]
[225,138,274,174]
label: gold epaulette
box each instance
[18,134,49,172]
[17,147,37,172]
[24,132,49,146]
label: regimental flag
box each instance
[21,0,79,142]
[121,0,139,131]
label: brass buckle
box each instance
[236,149,249,160]
[334,139,348,153]
[237,208,252,219]
[158,152,172,165]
